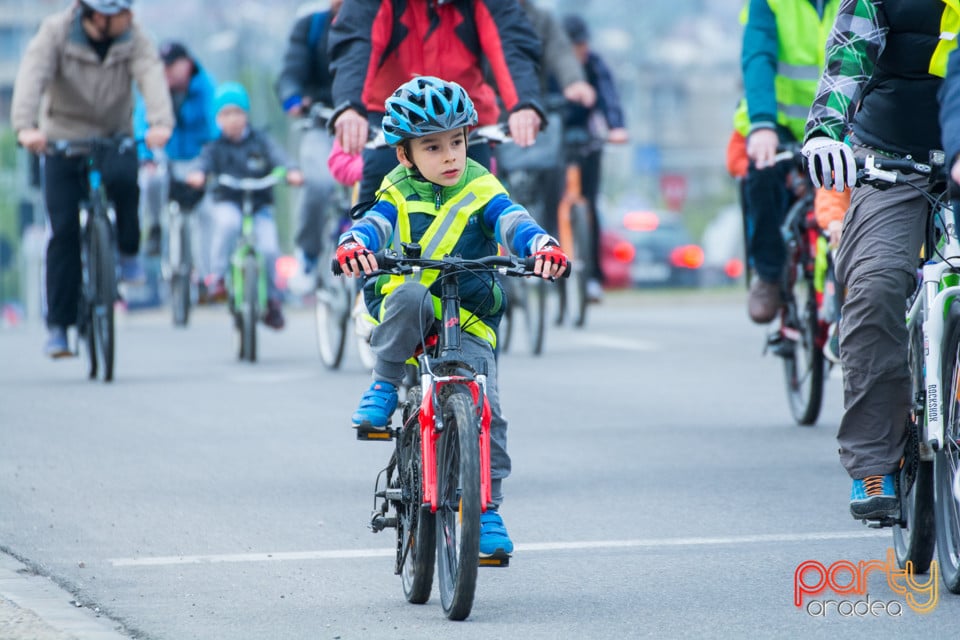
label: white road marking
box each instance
[575,334,659,352]
[108,530,886,567]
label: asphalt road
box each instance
[2,289,958,639]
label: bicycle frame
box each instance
[912,216,960,455]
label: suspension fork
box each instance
[417,375,493,515]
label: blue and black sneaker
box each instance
[850,474,898,521]
[352,380,398,428]
[479,508,513,558]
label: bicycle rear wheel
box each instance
[238,254,259,362]
[436,388,481,621]
[91,214,116,382]
[893,320,935,571]
[935,303,960,592]
[568,202,592,328]
[398,386,436,603]
[314,274,351,369]
[781,264,824,425]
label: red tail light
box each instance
[724,258,744,279]
[669,244,704,269]
[612,240,636,263]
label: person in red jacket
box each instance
[327,0,546,203]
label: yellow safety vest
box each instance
[377,172,507,347]
[930,0,960,77]
[735,0,838,139]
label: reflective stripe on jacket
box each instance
[930,0,960,77]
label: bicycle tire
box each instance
[239,254,258,362]
[314,275,350,369]
[892,320,936,573]
[398,386,436,603]
[524,278,547,355]
[170,215,191,327]
[91,213,115,382]
[781,263,824,425]
[935,302,960,592]
[499,279,516,354]
[436,388,481,621]
[568,202,592,328]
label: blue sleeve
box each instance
[741,0,779,129]
[133,93,151,161]
[942,47,960,165]
[338,200,398,252]
[197,69,220,141]
[483,193,547,257]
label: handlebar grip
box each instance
[331,258,343,276]
[522,255,573,278]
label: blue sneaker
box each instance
[118,254,145,283]
[43,326,72,359]
[850,474,898,521]
[352,381,398,428]
[479,509,513,557]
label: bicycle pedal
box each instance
[863,516,900,529]
[354,424,395,441]
[479,554,510,568]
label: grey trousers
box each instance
[294,127,336,259]
[833,147,933,478]
[369,282,510,505]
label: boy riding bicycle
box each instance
[185,82,303,330]
[335,76,568,558]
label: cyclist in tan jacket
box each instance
[11,0,173,358]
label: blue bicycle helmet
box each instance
[382,76,478,146]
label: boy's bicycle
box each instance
[338,247,567,620]
[763,146,837,426]
[213,170,284,363]
[48,136,135,382]
[850,151,960,593]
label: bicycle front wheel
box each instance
[398,386,436,603]
[523,278,547,355]
[91,214,116,382]
[935,303,960,592]
[238,254,258,362]
[170,217,191,327]
[568,202,592,328]
[436,388,481,621]
[782,267,823,425]
[314,275,351,369]
[893,320,935,572]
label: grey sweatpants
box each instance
[833,146,933,478]
[369,282,510,505]
[294,127,336,260]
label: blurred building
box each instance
[0,1,61,123]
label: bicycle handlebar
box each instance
[856,154,946,186]
[295,103,336,131]
[332,251,571,279]
[214,171,285,192]
[45,136,138,157]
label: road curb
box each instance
[0,552,129,640]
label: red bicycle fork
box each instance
[418,376,493,514]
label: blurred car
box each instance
[602,210,703,288]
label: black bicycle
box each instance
[48,137,134,382]
[343,247,567,620]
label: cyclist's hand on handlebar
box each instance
[508,108,542,148]
[607,127,630,144]
[286,169,305,187]
[746,128,779,169]
[336,240,377,277]
[334,109,369,156]
[17,128,47,154]
[145,125,172,150]
[184,171,205,189]
[563,81,596,108]
[802,137,856,191]
[533,243,569,280]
